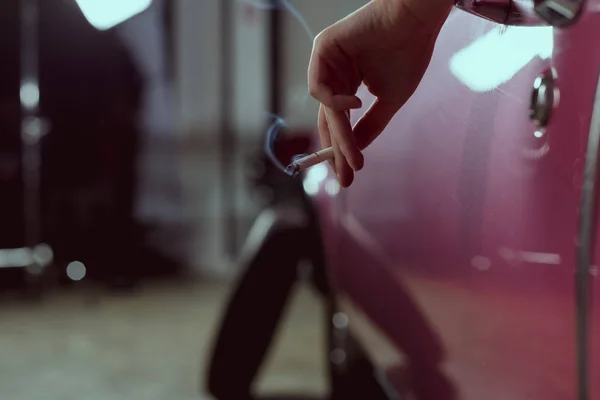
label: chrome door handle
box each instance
[454,0,583,27]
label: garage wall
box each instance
[175,0,269,275]
[176,0,269,137]
[173,0,367,276]
[175,0,226,275]
[176,0,223,135]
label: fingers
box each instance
[326,106,364,172]
[324,108,354,188]
[353,98,399,150]
[317,104,335,172]
[309,29,363,186]
[316,97,398,188]
[314,92,363,174]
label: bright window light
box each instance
[75,0,153,31]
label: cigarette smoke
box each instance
[238,0,314,39]
[238,0,314,176]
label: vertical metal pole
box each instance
[20,0,42,249]
[269,1,282,117]
[220,0,237,256]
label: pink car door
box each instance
[312,1,600,399]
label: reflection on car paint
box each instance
[497,247,561,265]
[449,26,553,92]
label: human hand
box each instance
[308,0,452,187]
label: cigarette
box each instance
[285,147,334,176]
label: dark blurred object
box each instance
[0,0,181,294]
[42,0,183,288]
[208,218,310,400]
[0,0,25,251]
[0,0,43,296]
[208,131,331,399]
[37,0,145,288]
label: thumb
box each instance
[353,98,399,150]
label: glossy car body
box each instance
[309,2,600,398]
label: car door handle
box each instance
[454,0,583,27]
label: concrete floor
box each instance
[0,280,327,400]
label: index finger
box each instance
[325,106,364,171]
[318,104,336,171]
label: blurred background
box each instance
[0,0,365,399]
